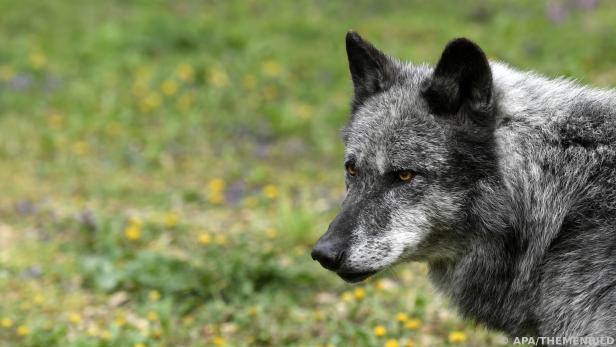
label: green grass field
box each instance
[1,1,616,346]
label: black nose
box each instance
[311,241,344,271]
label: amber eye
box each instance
[398,170,413,181]
[345,163,357,176]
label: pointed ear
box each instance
[422,38,493,124]
[346,31,394,110]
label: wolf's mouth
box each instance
[336,270,377,283]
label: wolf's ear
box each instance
[346,31,394,110]
[422,38,493,124]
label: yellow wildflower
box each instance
[182,315,194,325]
[212,336,225,346]
[374,279,386,291]
[128,216,143,227]
[340,291,353,303]
[295,103,312,120]
[163,212,179,227]
[68,312,82,324]
[208,68,228,88]
[33,294,44,305]
[262,60,282,77]
[106,122,122,137]
[208,178,225,192]
[148,290,161,301]
[124,223,141,240]
[207,178,225,204]
[115,313,126,327]
[139,92,161,113]
[1,318,13,328]
[448,331,467,344]
[262,184,279,199]
[48,113,63,128]
[176,63,195,82]
[87,325,99,337]
[353,287,365,301]
[29,51,47,69]
[198,232,211,245]
[395,312,408,323]
[215,234,227,245]
[242,74,256,90]
[134,343,146,347]
[404,318,421,330]
[16,325,28,336]
[100,330,111,340]
[265,228,277,238]
[384,339,399,347]
[146,311,158,321]
[71,141,89,155]
[161,79,178,96]
[208,192,224,205]
[373,325,386,337]
[313,309,324,321]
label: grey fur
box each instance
[311,33,616,345]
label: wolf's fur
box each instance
[311,32,616,342]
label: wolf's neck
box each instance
[427,177,545,337]
[428,134,588,336]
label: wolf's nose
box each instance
[311,241,344,271]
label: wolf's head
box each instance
[311,32,499,282]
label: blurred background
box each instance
[1,0,615,346]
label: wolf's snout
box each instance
[311,238,345,271]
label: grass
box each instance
[1,0,616,346]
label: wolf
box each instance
[311,32,616,342]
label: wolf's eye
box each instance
[398,170,413,181]
[345,163,357,176]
